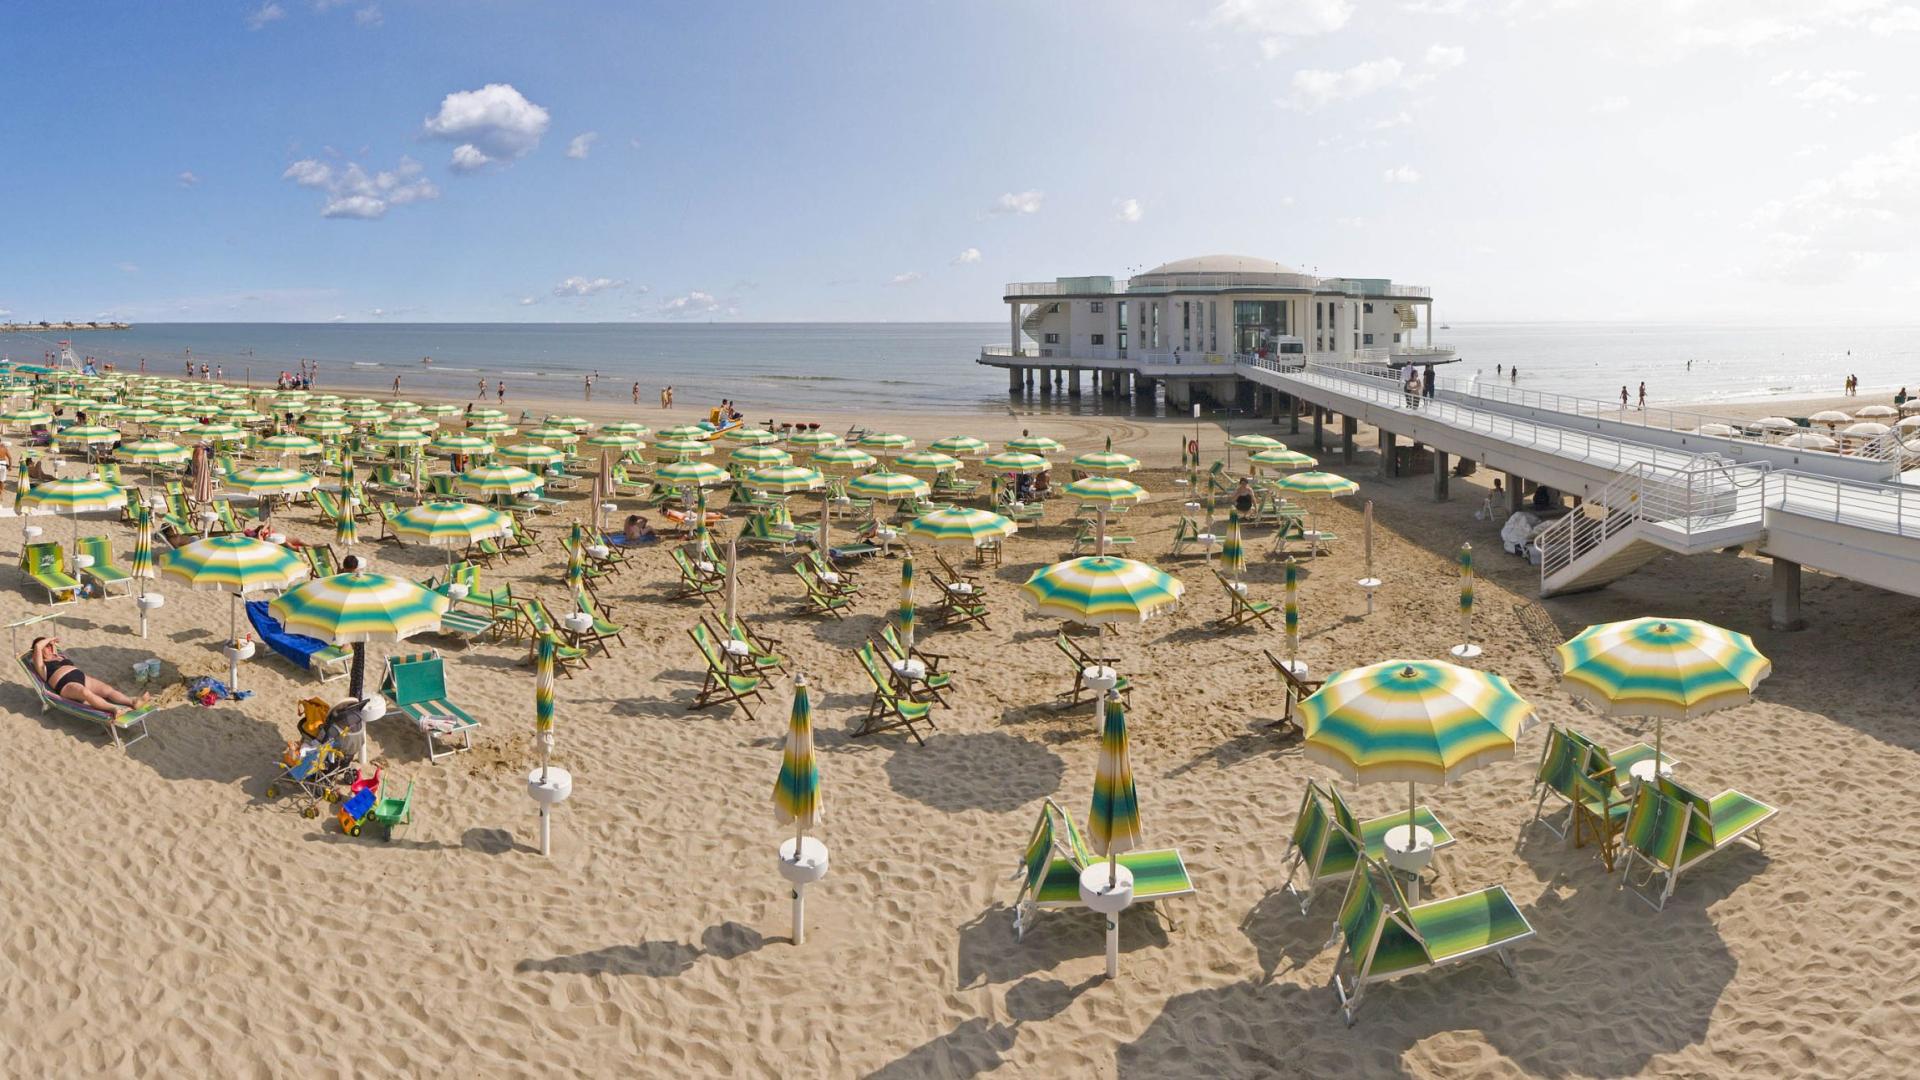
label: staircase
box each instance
[1536,455,1771,596]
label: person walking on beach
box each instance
[496,380,505,403]
[392,374,402,398]
[584,374,594,401]
[663,386,674,408]
[1638,382,1647,409]
[632,381,640,405]
[477,378,487,400]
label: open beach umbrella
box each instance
[1842,421,1890,439]
[1221,509,1245,580]
[787,430,842,451]
[846,469,929,502]
[1062,475,1147,508]
[118,408,162,425]
[1300,659,1538,861]
[117,438,189,469]
[147,415,200,433]
[896,450,962,475]
[0,406,52,428]
[368,429,430,452]
[465,407,505,423]
[52,424,119,447]
[982,451,1050,475]
[421,404,463,418]
[1072,438,1140,476]
[387,400,421,413]
[721,426,777,445]
[601,421,652,437]
[299,418,352,440]
[390,501,512,557]
[522,426,581,446]
[1229,434,1285,451]
[1779,433,1837,450]
[196,424,249,444]
[428,433,497,458]
[1555,618,1770,777]
[929,435,988,457]
[382,415,436,432]
[729,444,792,470]
[810,446,876,473]
[1808,410,1851,428]
[343,407,390,426]
[897,552,915,650]
[905,507,1016,548]
[21,478,127,558]
[466,421,515,437]
[657,423,710,440]
[1020,556,1185,626]
[583,432,643,454]
[1249,448,1318,471]
[1006,435,1065,455]
[456,463,542,499]
[255,433,325,458]
[544,414,591,431]
[270,570,448,700]
[655,459,730,489]
[1275,470,1358,497]
[856,432,914,454]
[747,464,825,495]
[226,465,316,496]
[495,443,564,468]
[652,437,713,460]
[158,535,309,656]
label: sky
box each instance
[3,0,1919,325]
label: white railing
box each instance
[1003,280,1130,298]
[1535,455,1770,582]
[1772,471,1920,537]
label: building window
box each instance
[1118,332,1128,353]
[1090,301,1104,314]
[1363,302,1374,314]
[1363,333,1375,346]
[1043,332,1059,344]
[1091,334,1105,346]
[1048,303,1060,313]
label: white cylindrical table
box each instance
[445,582,470,601]
[223,638,256,691]
[136,591,165,638]
[778,835,830,945]
[1629,760,1675,786]
[1078,863,1134,979]
[527,766,573,857]
[562,611,593,634]
[1382,824,1435,901]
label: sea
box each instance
[5,321,1915,417]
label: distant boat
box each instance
[1440,323,1452,330]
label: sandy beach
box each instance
[3,388,1916,1079]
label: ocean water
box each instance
[6,321,1915,416]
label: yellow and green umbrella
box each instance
[270,570,449,697]
[904,507,1015,548]
[1221,509,1245,580]
[495,443,564,468]
[465,407,505,423]
[787,429,842,450]
[368,428,430,450]
[856,432,914,454]
[1229,434,1284,451]
[982,451,1050,475]
[254,433,324,458]
[600,421,651,437]
[1089,694,1142,887]
[159,534,310,647]
[456,463,542,497]
[1006,435,1064,455]
[774,674,821,830]
[652,437,713,460]
[655,459,730,488]
[1020,556,1185,626]
[147,415,200,433]
[810,446,875,473]
[583,432,643,453]
[1061,475,1147,508]
[1451,543,1480,659]
[417,403,461,418]
[335,506,358,547]
[721,426,777,444]
[729,444,792,470]
[389,501,512,549]
[1283,557,1301,666]
[382,415,436,431]
[343,407,390,426]
[522,426,581,446]
[1300,658,1537,846]
[746,465,825,494]
[21,478,127,556]
[428,433,496,458]
[226,465,317,497]
[897,552,916,650]
[846,469,929,502]
[896,450,961,475]
[1555,618,1770,772]
[929,435,988,456]
[117,439,189,466]
[534,630,559,782]
[1249,447,1317,471]
[1071,437,1140,476]
[544,414,591,431]
[657,423,710,440]
[0,406,52,427]
[298,418,352,439]
[128,504,154,584]
[53,424,119,446]
[1275,471,1358,497]
[466,421,514,437]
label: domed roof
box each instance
[1137,255,1302,278]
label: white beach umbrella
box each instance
[1855,404,1897,419]
[1841,421,1890,439]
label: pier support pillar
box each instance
[1009,368,1023,394]
[1341,415,1357,464]
[1289,401,1301,435]
[1433,451,1450,501]
[1380,431,1398,478]
[1506,472,1523,512]
[1069,370,1082,396]
[1312,408,1325,452]
[1771,559,1806,631]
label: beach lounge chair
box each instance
[877,623,952,704]
[378,650,480,762]
[1213,568,1275,630]
[1618,776,1779,911]
[1273,518,1340,558]
[855,642,934,745]
[1566,767,1632,871]
[519,603,588,674]
[791,561,854,617]
[671,549,725,606]
[931,577,990,630]
[1264,650,1324,734]
[995,493,1044,527]
[1561,727,1679,793]
[801,550,859,596]
[1169,516,1210,558]
[310,488,345,524]
[303,544,341,578]
[689,622,765,719]
[499,517,541,558]
[570,587,625,655]
[427,474,457,498]
[1529,726,1613,842]
[702,615,785,679]
[1067,519,1135,557]
[75,536,134,599]
[246,600,351,682]
[1280,780,1456,914]
[372,501,404,543]
[19,543,80,605]
[1054,632,1131,708]
[741,512,806,551]
[1012,797,1194,941]
[211,498,259,535]
[725,615,788,673]
[1330,855,1535,1025]
[14,649,159,749]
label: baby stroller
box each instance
[266,697,356,818]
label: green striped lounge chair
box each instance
[1562,727,1679,793]
[1618,777,1778,911]
[711,615,786,679]
[1054,633,1131,708]
[1529,726,1607,842]
[19,542,80,605]
[688,622,764,720]
[1012,798,1194,941]
[1331,854,1534,1026]
[878,624,951,704]
[519,603,588,674]
[76,536,134,598]
[671,549,724,605]
[854,643,932,745]
[1280,780,1455,916]
[15,650,158,750]
[741,512,804,552]
[792,562,853,618]
[571,587,625,655]
[378,650,479,762]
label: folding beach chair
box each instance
[1169,516,1208,558]
[1054,632,1132,707]
[1067,519,1135,557]
[1263,650,1324,735]
[877,623,952,703]
[518,602,588,675]
[1213,568,1275,630]
[570,587,625,655]
[18,543,80,605]
[740,512,806,552]
[688,622,764,719]
[14,649,159,749]
[1618,776,1778,911]
[1561,727,1680,793]
[378,649,480,763]
[1330,855,1535,1025]
[75,536,133,598]
[1012,798,1194,941]
[246,600,351,682]
[931,577,990,630]
[1280,780,1456,915]
[801,550,858,595]
[791,561,853,617]
[855,642,935,745]
[303,544,341,578]
[671,549,725,606]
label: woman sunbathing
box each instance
[28,637,150,717]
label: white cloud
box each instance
[1370,111,1413,129]
[177,170,200,187]
[282,155,439,219]
[1772,69,1877,110]
[952,247,982,265]
[1592,95,1632,114]
[1424,44,1466,69]
[518,296,538,306]
[423,83,551,171]
[1382,165,1422,183]
[1209,0,1355,58]
[1869,6,1920,34]
[986,190,1044,216]
[1113,198,1144,223]
[553,276,626,297]
[246,2,286,30]
[353,4,382,26]
[1749,131,1920,280]
[117,262,139,273]
[329,313,348,321]
[369,308,387,318]
[887,271,925,286]
[1284,58,1406,109]
[565,132,598,159]
[661,290,721,318]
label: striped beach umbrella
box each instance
[465,407,506,423]
[495,443,564,468]
[0,406,52,427]
[465,421,514,437]
[1061,475,1147,508]
[1284,557,1300,666]
[1071,437,1140,476]
[269,570,449,697]
[729,444,792,470]
[298,418,352,439]
[343,407,390,426]
[389,501,512,549]
[1451,543,1480,659]
[896,450,962,475]
[117,439,189,466]
[721,426,777,444]
[226,465,318,497]
[652,437,713,460]
[1006,435,1064,455]
[1249,448,1318,471]
[218,408,267,425]
[428,433,496,458]
[1089,694,1143,881]
[146,415,199,433]
[522,426,581,446]
[600,421,651,437]
[904,507,1015,548]
[456,463,542,497]
[774,675,821,831]
[118,407,162,424]
[255,433,325,458]
[929,435,989,457]
[1275,471,1358,497]
[1222,509,1245,580]
[544,414,591,431]
[336,505,358,547]
[382,415,436,431]
[982,450,1050,475]
[657,423,710,440]
[534,631,559,791]
[787,429,842,450]
[21,478,127,556]
[565,534,584,590]
[368,428,430,450]
[159,534,310,647]
[655,459,730,488]
[341,397,380,408]
[196,423,250,444]
[847,469,929,502]
[856,432,914,454]
[418,403,461,417]
[1229,434,1285,451]
[387,400,421,413]
[1020,556,1185,626]
[746,465,826,494]
[583,431,643,453]
[128,504,154,584]
[1555,618,1770,773]
[897,552,915,650]
[53,424,119,446]
[810,446,876,473]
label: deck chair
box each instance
[19,543,80,605]
[671,549,725,606]
[14,651,159,749]
[791,561,854,617]
[932,577,990,629]
[1618,777,1778,911]
[246,600,351,682]
[1055,632,1132,707]
[1213,568,1274,629]
[570,587,625,655]
[303,544,341,578]
[310,488,345,524]
[741,512,805,551]
[877,623,953,704]
[1169,516,1209,557]
[427,473,457,498]
[1330,855,1534,1025]
[801,550,859,596]
[689,622,764,719]
[372,501,404,543]
[1528,726,1613,841]
[518,602,588,674]
[855,642,934,745]
[1561,727,1679,793]
[1012,797,1195,940]
[501,517,541,557]
[1067,519,1135,557]
[378,650,480,762]
[1264,650,1324,734]
[702,615,786,680]
[1280,780,1456,915]
[995,493,1044,526]
[1568,767,1632,871]
[75,536,133,598]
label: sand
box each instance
[2,387,1917,1078]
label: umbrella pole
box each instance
[792,821,807,945]
[1097,507,1108,558]
[1409,780,1418,841]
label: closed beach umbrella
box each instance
[929,435,988,456]
[270,570,449,698]
[897,552,915,650]
[1072,438,1140,476]
[128,504,154,585]
[982,451,1050,475]
[1458,543,1475,652]
[1087,694,1143,978]
[846,469,929,502]
[1300,659,1537,861]
[1555,618,1770,776]
[747,464,825,494]
[336,505,358,547]
[565,534,584,590]
[1249,448,1318,471]
[896,450,962,475]
[856,432,914,454]
[1283,557,1300,666]
[729,444,793,470]
[904,507,1015,548]
[1006,435,1064,455]
[774,674,823,943]
[810,446,876,473]
[159,534,310,649]
[495,443,564,468]
[1020,556,1185,626]
[1221,509,1245,580]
